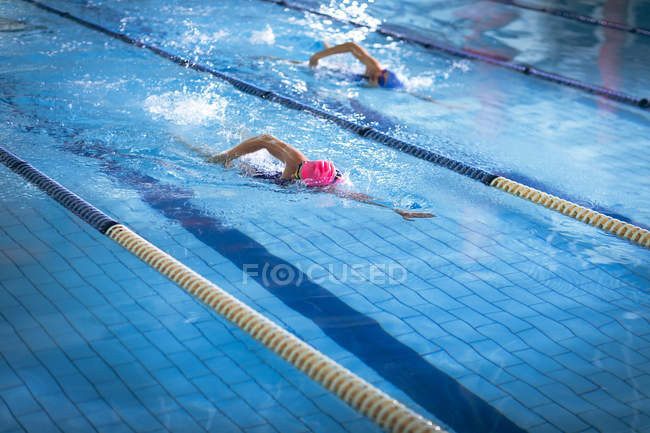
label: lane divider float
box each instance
[0,144,446,433]
[16,0,650,250]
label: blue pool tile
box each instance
[95,381,140,410]
[457,374,508,402]
[599,340,649,365]
[55,416,95,433]
[183,336,220,362]
[113,362,156,390]
[35,313,74,337]
[476,322,527,352]
[57,373,100,403]
[398,331,441,356]
[133,385,179,415]
[204,355,250,385]
[554,352,602,376]
[494,298,538,319]
[144,329,185,355]
[158,315,201,342]
[90,304,126,327]
[51,332,94,360]
[192,374,236,403]
[0,359,23,390]
[118,278,156,300]
[274,387,319,418]
[440,319,485,343]
[158,408,204,433]
[257,404,308,433]
[597,357,643,381]
[486,311,530,333]
[300,412,346,433]
[0,400,22,433]
[175,392,215,421]
[50,270,86,289]
[588,372,640,403]
[622,412,650,431]
[17,410,60,433]
[100,262,137,282]
[85,274,120,293]
[35,393,81,421]
[91,338,135,366]
[150,366,197,397]
[458,294,502,315]
[518,328,567,356]
[74,357,118,385]
[17,327,57,353]
[491,395,546,430]
[424,350,470,379]
[472,339,522,367]
[114,405,161,432]
[19,264,55,286]
[403,315,448,340]
[131,345,172,371]
[2,277,38,298]
[545,368,598,394]
[219,398,266,429]
[15,365,61,397]
[513,349,563,374]
[231,381,277,411]
[67,286,106,308]
[77,398,122,428]
[0,385,40,416]
[167,351,210,380]
[312,393,360,422]
[1,337,40,370]
[35,348,77,377]
[538,382,597,413]
[36,251,69,274]
[532,403,589,433]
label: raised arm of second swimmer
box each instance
[309,42,383,79]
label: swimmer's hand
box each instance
[394,209,436,221]
[207,152,234,168]
[309,54,319,67]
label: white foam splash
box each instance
[250,24,275,45]
[144,84,227,125]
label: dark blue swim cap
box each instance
[378,69,404,89]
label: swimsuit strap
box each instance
[294,161,305,180]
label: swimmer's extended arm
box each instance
[335,190,435,221]
[310,42,383,78]
[209,134,308,179]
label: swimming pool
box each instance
[1,0,649,432]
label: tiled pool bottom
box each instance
[0,168,383,433]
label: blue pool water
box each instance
[1,0,649,432]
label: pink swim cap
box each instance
[299,160,342,187]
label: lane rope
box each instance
[0,144,447,433]
[491,177,650,248]
[485,0,650,36]
[259,0,649,110]
[17,0,650,251]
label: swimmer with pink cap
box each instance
[198,134,434,221]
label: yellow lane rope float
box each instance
[105,224,447,433]
[490,177,650,248]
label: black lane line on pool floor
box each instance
[20,0,650,237]
[485,0,650,36]
[0,137,526,433]
[259,0,650,110]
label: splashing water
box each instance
[249,24,275,45]
[143,84,227,125]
